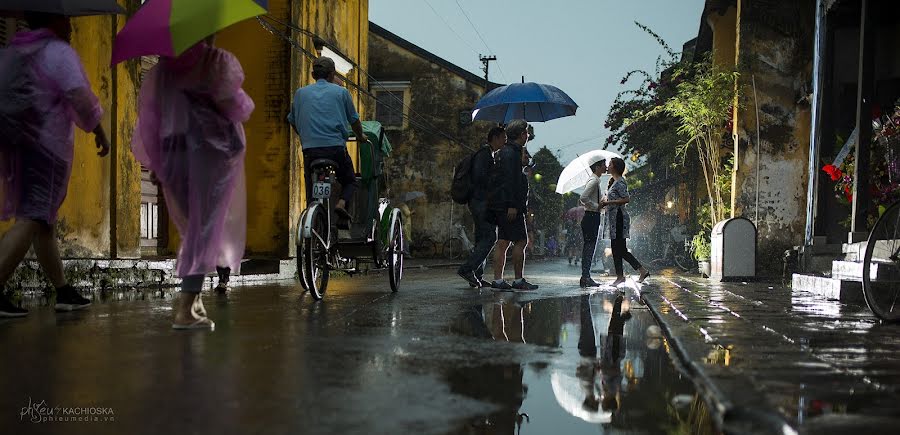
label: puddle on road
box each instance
[448,292,716,434]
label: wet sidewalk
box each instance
[2,260,710,435]
[640,273,900,434]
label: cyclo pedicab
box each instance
[297,121,404,300]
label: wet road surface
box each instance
[1,260,705,435]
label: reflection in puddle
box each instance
[450,293,715,434]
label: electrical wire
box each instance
[424,0,480,56]
[257,16,477,152]
[453,0,508,83]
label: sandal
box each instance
[172,317,215,330]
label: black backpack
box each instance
[451,147,489,204]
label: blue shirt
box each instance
[287,79,360,149]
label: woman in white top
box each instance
[578,159,608,287]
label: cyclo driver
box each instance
[288,56,370,223]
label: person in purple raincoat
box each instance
[0,13,111,317]
[132,36,254,330]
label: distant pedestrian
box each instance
[578,159,607,288]
[564,220,582,265]
[288,56,370,223]
[132,35,254,329]
[546,236,559,257]
[601,158,649,287]
[0,13,110,317]
[457,126,506,288]
[487,120,538,291]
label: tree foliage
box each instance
[603,22,685,171]
[530,147,565,236]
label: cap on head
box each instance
[312,56,336,79]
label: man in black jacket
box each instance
[486,119,538,291]
[457,127,507,288]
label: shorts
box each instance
[489,209,527,242]
[19,146,69,226]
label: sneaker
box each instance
[491,280,513,291]
[0,294,28,318]
[580,277,601,288]
[512,279,539,291]
[457,269,481,288]
[55,286,92,312]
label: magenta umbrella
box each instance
[110,0,267,65]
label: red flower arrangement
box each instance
[822,164,842,181]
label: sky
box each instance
[369,0,705,165]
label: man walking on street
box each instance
[487,119,538,291]
[288,56,370,222]
[457,126,506,288]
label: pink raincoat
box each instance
[132,43,253,278]
[0,29,103,224]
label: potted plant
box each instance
[692,234,711,277]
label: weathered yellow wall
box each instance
[217,0,293,257]
[0,2,145,259]
[708,6,738,70]
[217,0,368,258]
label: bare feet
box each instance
[192,294,207,317]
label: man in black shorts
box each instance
[486,119,538,291]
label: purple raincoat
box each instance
[132,43,253,278]
[0,29,103,224]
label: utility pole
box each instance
[480,54,496,91]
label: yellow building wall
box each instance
[218,0,369,258]
[0,3,144,259]
[0,0,368,261]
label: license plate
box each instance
[312,182,332,200]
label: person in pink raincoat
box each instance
[0,13,111,318]
[132,35,253,330]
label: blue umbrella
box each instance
[472,82,578,124]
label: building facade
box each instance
[0,0,369,269]
[368,22,497,249]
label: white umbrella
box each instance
[550,370,612,424]
[555,150,622,194]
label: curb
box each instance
[640,288,797,435]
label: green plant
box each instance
[691,234,711,261]
[649,58,739,230]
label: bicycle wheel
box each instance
[413,237,438,258]
[444,237,466,260]
[388,219,404,292]
[862,201,900,322]
[303,206,330,300]
[674,254,696,272]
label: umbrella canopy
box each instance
[110,0,267,65]
[563,206,585,221]
[556,150,622,194]
[472,82,577,124]
[550,370,612,424]
[0,0,124,16]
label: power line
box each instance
[454,0,508,83]
[424,0,479,56]
[555,133,607,151]
[256,16,477,152]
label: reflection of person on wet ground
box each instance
[576,294,601,413]
[601,295,631,412]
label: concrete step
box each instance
[791,273,864,304]
[831,260,900,281]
